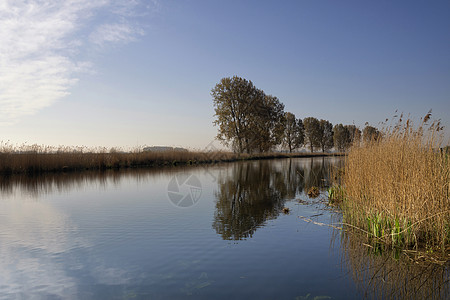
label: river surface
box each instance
[0,157,448,299]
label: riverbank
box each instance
[0,146,343,175]
[328,117,449,257]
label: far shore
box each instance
[0,150,344,176]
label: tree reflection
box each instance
[0,167,188,198]
[212,161,285,240]
[212,158,338,240]
[278,158,304,200]
[302,157,334,191]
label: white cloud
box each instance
[90,22,145,47]
[0,198,87,298]
[0,0,155,125]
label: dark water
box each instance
[0,157,447,299]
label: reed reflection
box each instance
[0,167,194,199]
[338,230,449,300]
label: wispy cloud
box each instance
[90,22,145,47]
[0,0,155,125]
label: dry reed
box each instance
[0,142,340,175]
[333,113,449,252]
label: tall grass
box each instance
[0,143,235,174]
[0,142,340,175]
[333,113,449,252]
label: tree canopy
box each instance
[212,76,284,154]
[282,112,304,153]
[212,76,377,154]
[318,119,334,152]
[363,125,381,143]
[345,125,362,147]
[303,117,321,152]
[333,124,350,152]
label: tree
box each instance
[333,124,351,152]
[248,93,285,153]
[212,76,259,154]
[282,112,304,153]
[363,125,381,143]
[303,117,321,152]
[345,125,361,147]
[318,119,334,152]
[212,76,285,154]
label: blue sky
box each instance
[1,0,449,150]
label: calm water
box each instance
[0,157,448,299]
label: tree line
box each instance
[212,76,381,154]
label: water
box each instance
[0,157,447,299]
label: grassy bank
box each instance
[0,143,341,175]
[329,116,449,254]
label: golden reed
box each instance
[336,112,449,252]
[0,142,338,175]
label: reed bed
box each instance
[0,142,340,175]
[331,114,449,253]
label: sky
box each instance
[1,0,449,150]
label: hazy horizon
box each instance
[1,0,449,150]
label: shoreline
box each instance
[0,151,345,176]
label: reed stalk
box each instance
[331,113,449,252]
